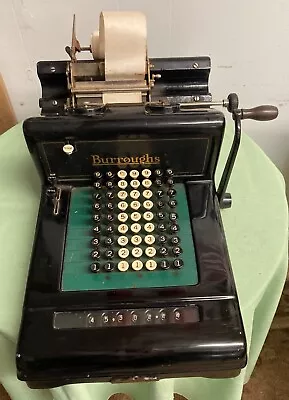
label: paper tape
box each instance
[90,11,147,103]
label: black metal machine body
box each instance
[16,27,278,389]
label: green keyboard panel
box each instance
[62,169,198,291]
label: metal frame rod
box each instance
[179,100,228,109]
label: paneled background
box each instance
[1,0,289,189]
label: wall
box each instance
[1,0,289,189]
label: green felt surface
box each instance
[62,183,198,291]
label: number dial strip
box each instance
[91,168,183,273]
[54,306,199,329]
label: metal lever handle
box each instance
[239,105,278,121]
[218,98,278,209]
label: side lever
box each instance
[217,94,278,209]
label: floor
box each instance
[1,284,289,400]
[242,282,289,400]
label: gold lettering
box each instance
[92,155,102,165]
[91,153,161,165]
[130,156,138,164]
[145,153,154,163]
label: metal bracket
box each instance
[52,187,62,216]
[46,185,62,216]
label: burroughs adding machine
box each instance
[16,12,278,388]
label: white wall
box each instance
[1,0,289,188]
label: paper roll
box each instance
[99,11,147,81]
[90,11,147,103]
[91,30,100,60]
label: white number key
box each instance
[132,260,143,271]
[143,200,153,210]
[118,261,129,272]
[131,212,141,222]
[130,170,139,178]
[130,190,140,199]
[118,190,128,200]
[118,248,129,259]
[131,223,141,233]
[145,259,157,271]
[143,211,153,221]
[118,201,128,211]
[142,169,151,178]
[130,180,140,189]
[132,247,143,258]
[118,224,128,234]
[117,170,127,179]
[144,222,155,233]
[145,247,156,257]
[118,213,128,222]
[130,200,141,210]
[118,236,128,246]
[144,234,155,245]
[143,190,153,199]
[131,235,142,245]
[118,180,128,189]
[142,179,152,188]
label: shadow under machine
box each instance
[16,12,278,388]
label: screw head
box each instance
[193,62,199,69]
[50,66,56,73]
[193,96,200,102]
[52,100,58,106]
